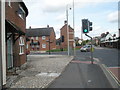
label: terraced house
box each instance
[26,26,56,52]
[5,0,28,70]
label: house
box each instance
[5,1,28,70]
[100,32,119,48]
[60,21,74,49]
[26,26,56,52]
[92,36,101,46]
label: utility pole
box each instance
[73,0,76,56]
[49,37,50,55]
[1,0,6,86]
[85,34,94,64]
[0,1,3,89]
[66,5,70,56]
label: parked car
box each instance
[80,45,94,52]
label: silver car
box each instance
[80,45,93,52]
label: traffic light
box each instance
[82,19,93,33]
[82,19,89,33]
[88,21,92,31]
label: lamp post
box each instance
[66,5,70,56]
[0,1,3,89]
[46,37,52,55]
[66,5,72,56]
[73,0,76,56]
[1,0,6,87]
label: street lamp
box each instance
[72,0,76,56]
[66,5,71,56]
[46,37,52,55]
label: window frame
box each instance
[36,37,38,40]
[19,37,25,55]
[42,44,46,48]
[42,36,46,40]
[17,4,26,20]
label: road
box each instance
[31,47,119,67]
[75,47,119,67]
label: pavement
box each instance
[6,55,73,88]
[5,54,120,89]
[48,57,120,89]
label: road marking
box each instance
[93,57,100,62]
[102,64,120,86]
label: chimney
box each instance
[47,25,49,28]
[29,26,31,29]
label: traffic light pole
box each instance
[85,34,94,64]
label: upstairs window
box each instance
[36,37,38,40]
[17,5,25,20]
[42,36,46,40]
[31,37,34,40]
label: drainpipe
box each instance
[1,0,6,86]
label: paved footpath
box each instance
[48,58,119,88]
[6,55,73,88]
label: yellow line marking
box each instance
[102,64,120,86]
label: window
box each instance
[19,37,24,55]
[31,37,34,40]
[36,37,38,40]
[42,44,46,48]
[17,5,25,20]
[42,36,46,40]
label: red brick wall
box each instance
[27,30,56,52]
[6,2,27,67]
[60,24,74,49]
[5,2,26,33]
[13,36,26,67]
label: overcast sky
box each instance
[23,0,119,39]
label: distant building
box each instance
[5,1,28,69]
[100,32,118,48]
[92,36,101,46]
[26,26,56,52]
[60,22,74,49]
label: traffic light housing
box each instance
[82,19,89,33]
[82,19,92,33]
[88,21,92,31]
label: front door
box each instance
[7,36,13,69]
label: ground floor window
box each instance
[19,37,24,55]
[42,44,46,48]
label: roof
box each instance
[6,20,25,35]
[26,27,54,37]
[60,24,74,31]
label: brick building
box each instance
[60,22,74,49]
[5,1,28,69]
[26,26,56,52]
